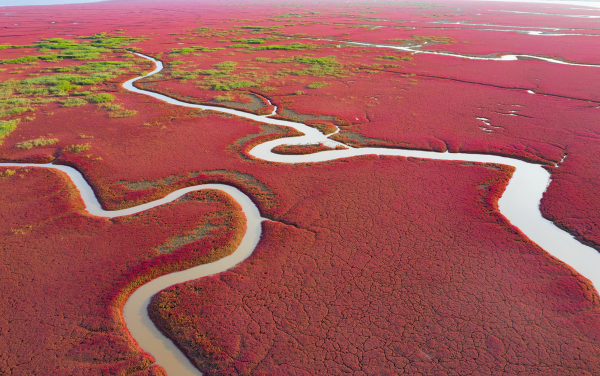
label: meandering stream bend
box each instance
[2,50,600,376]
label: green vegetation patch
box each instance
[249,42,317,51]
[267,55,346,78]
[171,61,237,80]
[0,33,143,129]
[168,46,225,55]
[77,32,140,48]
[214,94,234,102]
[99,102,137,117]
[74,60,134,73]
[211,80,256,91]
[0,106,30,117]
[88,93,115,103]
[291,56,344,76]
[308,81,329,89]
[0,169,16,178]
[14,69,130,96]
[240,25,282,32]
[0,119,20,144]
[109,109,137,118]
[231,38,265,44]
[374,54,413,61]
[64,143,90,153]
[15,137,59,149]
[214,61,237,69]
[2,34,140,65]
[61,98,87,107]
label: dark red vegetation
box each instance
[149,157,600,375]
[0,167,244,375]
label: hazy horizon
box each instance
[1,0,600,9]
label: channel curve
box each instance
[0,162,264,375]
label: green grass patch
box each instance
[170,70,200,80]
[307,81,329,89]
[214,61,237,69]
[23,73,112,91]
[240,25,281,31]
[267,55,346,77]
[99,102,137,117]
[214,94,234,102]
[99,103,122,111]
[169,46,224,55]
[61,98,87,107]
[0,119,20,144]
[249,42,317,51]
[109,109,137,118]
[2,34,140,65]
[75,60,134,73]
[15,136,59,149]
[196,69,226,76]
[64,143,90,153]
[0,107,30,117]
[232,38,265,44]
[211,80,256,91]
[77,32,141,48]
[88,93,115,103]
[0,169,16,178]
[374,54,413,61]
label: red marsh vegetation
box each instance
[149,157,600,375]
[0,166,244,375]
[1,0,600,374]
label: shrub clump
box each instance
[64,143,90,153]
[15,137,59,149]
[109,109,137,118]
[0,169,16,178]
[211,80,256,91]
[88,93,115,103]
[307,81,329,89]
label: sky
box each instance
[0,0,599,10]
[0,0,106,5]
